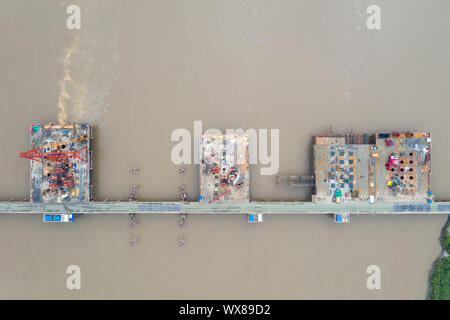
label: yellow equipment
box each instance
[39,135,87,150]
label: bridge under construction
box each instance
[1,124,449,221]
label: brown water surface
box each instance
[0,0,448,299]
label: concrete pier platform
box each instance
[0,201,449,215]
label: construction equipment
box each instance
[20,146,88,163]
[335,189,342,203]
[43,213,74,223]
[385,139,392,146]
[334,212,350,223]
[208,187,233,203]
[38,135,87,150]
[212,166,220,174]
[248,213,264,223]
[63,180,74,187]
[208,181,243,204]
[385,154,399,170]
[203,152,216,163]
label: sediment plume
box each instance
[56,1,119,127]
[57,37,79,125]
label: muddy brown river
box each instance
[0,0,448,299]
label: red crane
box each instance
[208,181,243,204]
[202,152,216,164]
[20,146,88,163]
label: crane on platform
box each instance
[20,146,88,163]
[20,135,88,163]
[202,152,216,165]
[208,180,243,204]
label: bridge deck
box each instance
[0,201,449,214]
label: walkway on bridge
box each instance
[0,201,449,215]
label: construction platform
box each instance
[199,133,249,203]
[0,127,446,220]
[313,131,432,204]
[21,124,92,203]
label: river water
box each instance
[0,0,448,299]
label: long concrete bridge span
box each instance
[0,201,449,215]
